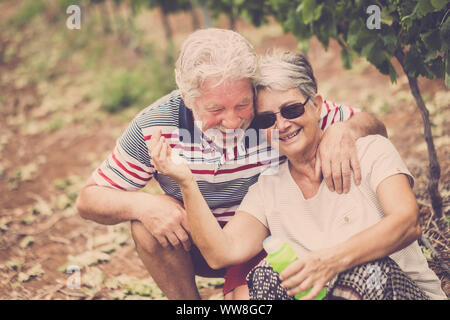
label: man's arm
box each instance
[319,111,387,194]
[347,111,387,139]
[76,176,191,251]
[76,176,149,225]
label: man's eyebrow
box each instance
[204,104,224,110]
[239,97,252,104]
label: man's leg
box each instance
[223,250,266,300]
[224,285,249,300]
[130,220,200,300]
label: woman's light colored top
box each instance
[239,135,446,300]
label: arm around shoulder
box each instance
[347,111,387,139]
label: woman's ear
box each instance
[312,94,323,116]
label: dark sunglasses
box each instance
[254,97,310,129]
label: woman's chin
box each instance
[279,130,305,155]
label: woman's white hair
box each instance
[175,28,257,105]
[255,51,318,101]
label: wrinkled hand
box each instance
[279,249,338,300]
[136,193,191,251]
[149,130,193,186]
[318,122,361,193]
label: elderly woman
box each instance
[149,52,446,300]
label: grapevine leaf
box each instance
[302,0,317,24]
[440,17,450,52]
[417,0,435,16]
[420,29,441,51]
[341,48,353,69]
[430,0,448,10]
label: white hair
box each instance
[255,51,317,101]
[175,28,257,105]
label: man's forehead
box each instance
[196,78,253,103]
[200,77,252,91]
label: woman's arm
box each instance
[179,177,268,269]
[333,174,421,268]
[150,131,268,269]
[280,173,421,299]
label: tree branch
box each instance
[395,51,443,218]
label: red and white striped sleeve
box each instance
[318,99,360,132]
[92,118,155,191]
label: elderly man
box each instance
[76,28,387,300]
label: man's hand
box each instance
[318,122,361,194]
[135,193,191,251]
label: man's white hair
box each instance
[175,28,257,105]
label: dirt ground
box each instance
[0,2,448,300]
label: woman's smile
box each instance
[279,128,303,142]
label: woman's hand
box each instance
[279,249,341,300]
[149,130,193,186]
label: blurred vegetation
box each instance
[1,0,178,123]
[8,0,47,27]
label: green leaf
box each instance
[107,275,158,297]
[428,56,444,78]
[389,63,399,83]
[441,17,450,51]
[0,217,12,232]
[32,200,53,217]
[381,28,398,55]
[430,0,448,10]
[20,236,34,249]
[83,267,105,289]
[420,29,442,51]
[313,3,324,21]
[341,48,353,69]
[7,259,25,271]
[18,264,44,283]
[361,41,376,60]
[417,0,435,16]
[420,246,433,261]
[296,39,310,53]
[302,0,317,24]
[60,250,110,272]
[404,46,426,77]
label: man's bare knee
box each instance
[130,220,160,254]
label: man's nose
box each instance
[222,112,241,129]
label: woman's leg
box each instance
[247,260,294,300]
[247,257,429,300]
[326,257,429,300]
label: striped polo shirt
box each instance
[92,90,358,225]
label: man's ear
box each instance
[181,92,192,110]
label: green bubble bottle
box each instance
[263,236,327,300]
